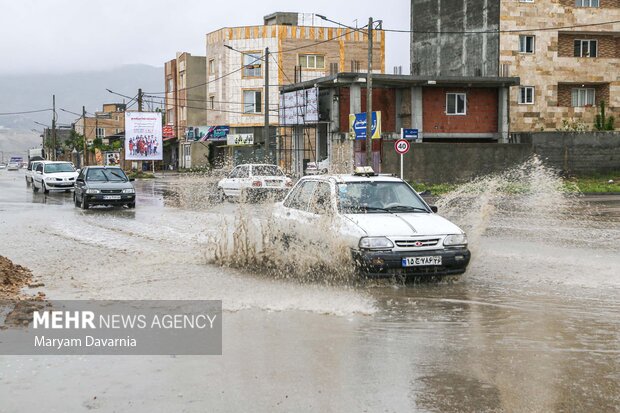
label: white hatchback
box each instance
[217,164,292,201]
[272,168,471,278]
[32,161,78,194]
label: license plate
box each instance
[402,256,442,267]
[265,181,280,187]
[103,195,121,200]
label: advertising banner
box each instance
[104,151,121,166]
[349,112,382,140]
[226,134,254,146]
[279,87,319,125]
[124,112,163,161]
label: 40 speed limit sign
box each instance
[394,139,410,179]
[395,139,410,155]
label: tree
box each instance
[594,100,615,131]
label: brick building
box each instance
[164,52,207,168]
[75,103,126,144]
[205,12,384,164]
[411,0,620,132]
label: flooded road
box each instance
[0,168,619,412]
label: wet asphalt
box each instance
[0,169,619,412]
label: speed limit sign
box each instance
[395,139,410,155]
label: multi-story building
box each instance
[164,52,207,168]
[205,12,384,164]
[411,0,620,132]
[75,103,126,144]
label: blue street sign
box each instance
[402,128,418,140]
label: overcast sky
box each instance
[0,0,410,75]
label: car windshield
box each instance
[44,163,75,173]
[86,168,128,182]
[337,181,429,214]
[253,165,283,176]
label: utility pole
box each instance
[52,95,57,161]
[264,47,270,163]
[138,88,143,112]
[365,17,373,167]
[82,106,88,166]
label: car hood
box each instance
[342,213,464,237]
[86,181,133,190]
[46,172,78,179]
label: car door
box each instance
[33,163,44,187]
[234,165,250,197]
[75,168,87,200]
[220,167,239,197]
[277,180,318,241]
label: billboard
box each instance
[226,134,254,146]
[279,87,319,125]
[349,112,382,140]
[124,112,163,161]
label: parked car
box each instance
[305,158,329,175]
[32,161,78,193]
[272,167,471,279]
[25,160,48,186]
[0,163,6,169]
[73,166,136,209]
[217,164,292,201]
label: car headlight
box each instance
[86,189,100,194]
[122,188,135,194]
[359,237,394,250]
[45,176,56,181]
[444,234,468,246]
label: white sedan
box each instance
[217,164,292,201]
[272,167,471,279]
[32,161,78,194]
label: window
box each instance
[209,96,215,110]
[237,166,250,178]
[575,0,599,7]
[180,106,187,121]
[299,54,325,69]
[96,127,105,138]
[519,86,535,104]
[574,40,598,57]
[243,90,262,114]
[519,0,534,2]
[309,182,332,215]
[208,59,215,75]
[571,88,595,106]
[167,78,174,92]
[167,109,175,124]
[446,93,467,115]
[179,72,186,89]
[243,53,262,77]
[519,35,535,53]
[285,180,317,211]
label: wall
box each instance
[410,0,500,77]
[422,88,498,134]
[516,132,620,174]
[381,142,532,183]
[338,87,397,133]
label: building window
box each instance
[209,96,215,110]
[571,88,595,107]
[446,93,467,115]
[299,54,325,69]
[243,53,262,77]
[96,128,105,139]
[167,78,174,92]
[209,59,215,75]
[243,90,262,113]
[167,109,175,124]
[179,72,186,89]
[180,106,187,121]
[519,35,535,53]
[519,87,535,104]
[575,0,599,7]
[574,40,597,57]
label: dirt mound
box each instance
[0,256,33,299]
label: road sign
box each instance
[395,139,410,155]
[401,128,418,140]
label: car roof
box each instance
[45,161,72,164]
[86,165,122,169]
[235,163,279,167]
[299,174,404,184]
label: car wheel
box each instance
[73,193,79,207]
[216,188,226,203]
[320,168,328,174]
[80,195,89,210]
[32,181,39,192]
[25,177,30,186]
[42,182,49,194]
[127,202,135,209]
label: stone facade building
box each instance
[411,0,620,132]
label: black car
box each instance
[74,166,136,209]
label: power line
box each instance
[385,19,620,34]
[0,108,52,116]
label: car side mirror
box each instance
[129,178,135,182]
[430,205,438,213]
[76,178,84,183]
